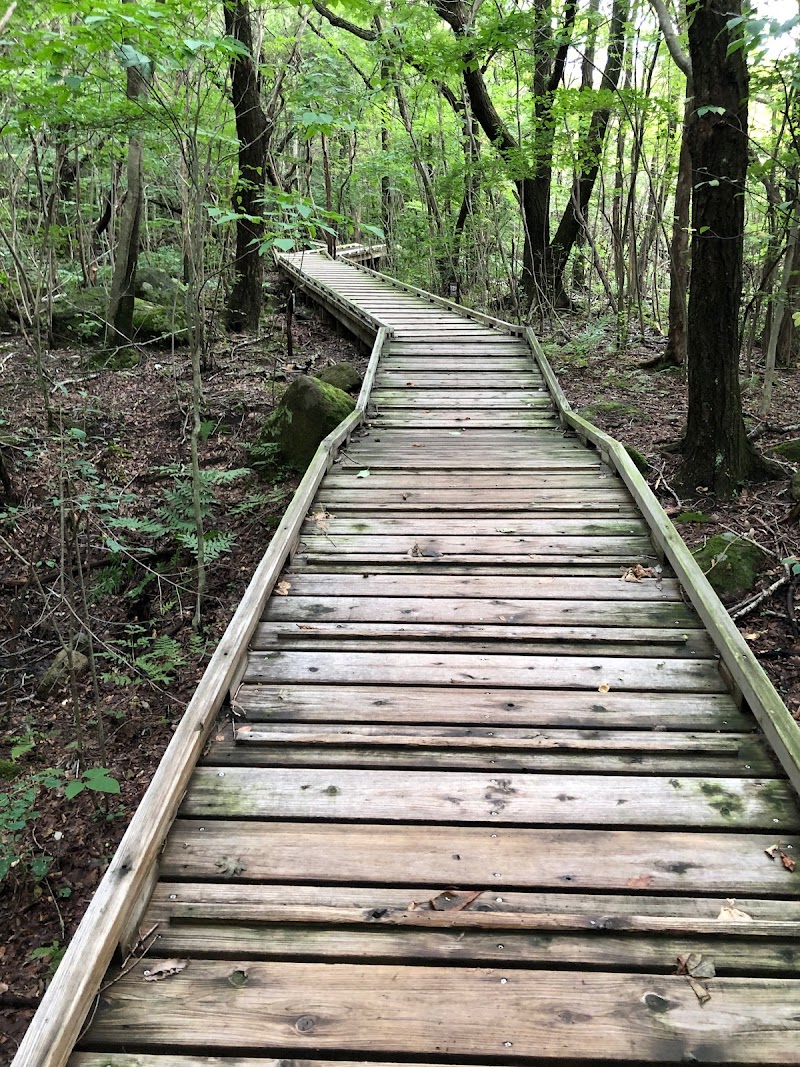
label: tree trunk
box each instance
[107,54,149,344]
[678,0,773,495]
[662,89,692,365]
[548,0,628,306]
[224,0,268,332]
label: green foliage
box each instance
[63,767,121,800]
[0,754,63,882]
[30,939,67,978]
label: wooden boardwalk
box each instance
[16,251,800,1065]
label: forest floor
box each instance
[0,279,364,1062]
[0,293,798,1063]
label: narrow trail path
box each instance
[15,250,800,1066]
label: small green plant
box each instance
[62,767,121,800]
[0,766,64,882]
[100,627,186,687]
[30,939,66,978]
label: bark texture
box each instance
[224,0,268,332]
[679,0,770,494]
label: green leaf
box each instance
[271,238,295,252]
[356,469,371,478]
[63,780,85,799]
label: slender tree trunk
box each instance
[107,44,149,344]
[224,0,268,332]
[678,0,774,494]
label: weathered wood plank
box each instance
[251,622,714,658]
[276,573,681,600]
[141,917,800,975]
[182,767,796,829]
[228,724,747,754]
[210,739,775,777]
[82,959,800,1061]
[304,517,647,536]
[296,535,657,558]
[150,882,800,921]
[162,821,800,895]
[233,684,746,729]
[243,650,726,691]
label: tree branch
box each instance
[648,0,691,78]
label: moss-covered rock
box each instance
[52,287,187,345]
[692,533,765,599]
[624,444,651,474]
[131,299,187,341]
[790,471,800,502]
[317,361,362,393]
[51,288,108,340]
[255,375,355,471]
[134,267,181,306]
[774,438,800,462]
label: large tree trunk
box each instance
[224,0,268,332]
[678,0,773,495]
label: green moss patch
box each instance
[773,438,800,462]
[692,533,765,599]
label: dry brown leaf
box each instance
[296,623,319,631]
[598,683,610,693]
[687,976,711,1005]
[765,843,780,860]
[622,564,655,583]
[780,851,796,872]
[310,508,332,532]
[430,889,484,912]
[626,873,654,889]
[143,959,187,982]
[407,542,423,558]
[717,900,753,922]
[275,579,291,596]
[214,734,225,742]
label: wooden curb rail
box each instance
[11,307,391,1067]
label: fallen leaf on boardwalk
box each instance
[296,623,319,631]
[717,900,753,922]
[406,381,415,386]
[687,977,712,1005]
[765,843,780,860]
[214,734,225,742]
[622,564,656,583]
[412,443,423,448]
[275,579,291,595]
[143,959,187,982]
[215,856,246,877]
[780,851,796,872]
[356,469,371,478]
[407,542,423,557]
[675,953,716,980]
[311,508,332,532]
[598,683,610,693]
[626,874,654,889]
[430,889,484,912]
[228,968,249,988]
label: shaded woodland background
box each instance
[0,0,799,1056]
